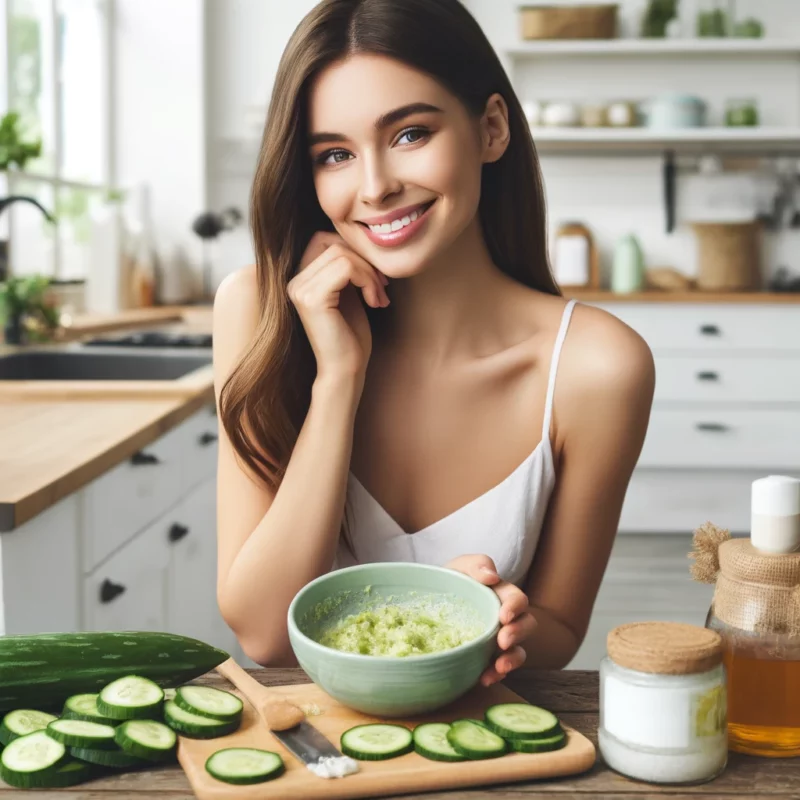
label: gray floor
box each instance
[568,534,715,669]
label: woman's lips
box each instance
[358,201,435,248]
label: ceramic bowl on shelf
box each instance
[287,562,501,717]
[641,93,707,129]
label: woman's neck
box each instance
[378,217,522,364]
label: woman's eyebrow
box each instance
[308,102,444,146]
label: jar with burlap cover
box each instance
[690,522,800,641]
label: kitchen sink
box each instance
[0,350,211,381]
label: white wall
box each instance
[206,0,321,285]
[115,0,207,301]
[206,0,800,284]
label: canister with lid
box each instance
[599,621,727,785]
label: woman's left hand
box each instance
[444,554,537,686]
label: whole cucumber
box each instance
[0,631,229,713]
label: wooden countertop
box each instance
[0,669,790,799]
[0,307,215,531]
[567,289,800,303]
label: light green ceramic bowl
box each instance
[287,563,501,717]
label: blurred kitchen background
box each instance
[0,0,798,669]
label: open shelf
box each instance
[507,39,800,59]
[530,127,800,155]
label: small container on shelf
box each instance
[696,0,735,37]
[725,98,759,127]
[599,621,728,785]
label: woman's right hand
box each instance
[288,232,390,381]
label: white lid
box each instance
[752,476,800,554]
[752,476,800,516]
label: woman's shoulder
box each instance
[213,265,261,379]
[556,297,655,431]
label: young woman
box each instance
[213,0,655,684]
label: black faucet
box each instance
[0,195,57,280]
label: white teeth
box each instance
[367,204,427,234]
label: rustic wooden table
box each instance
[0,669,795,799]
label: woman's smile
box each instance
[357,200,436,248]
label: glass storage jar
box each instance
[599,621,728,785]
[692,476,800,758]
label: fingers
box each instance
[497,612,537,651]
[481,646,527,687]
[297,231,346,272]
[289,244,389,310]
[446,554,501,586]
[494,582,530,625]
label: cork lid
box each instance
[607,622,723,675]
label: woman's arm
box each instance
[213,257,379,667]
[521,305,656,669]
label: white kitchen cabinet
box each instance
[83,508,171,633]
[166,477,237,654]
[593,301,800,534]
[0,404,239,653]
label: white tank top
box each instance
[332,299,578,588]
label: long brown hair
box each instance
[220,0,560,490]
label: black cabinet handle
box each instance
[130,451,160,466]
[699,324,721,336]
[198,432,218,446]
[100,579,126,604]
[696,422,729,433]
[168,523,190,543]
[697,371,720,382]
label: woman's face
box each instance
[307,54,508,279]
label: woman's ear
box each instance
[480,93,511,164]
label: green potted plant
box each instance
[0,274,59,344]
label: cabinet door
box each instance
[83,514,170,633]
[167,478,236,654]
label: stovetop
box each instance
[84,331,212,349]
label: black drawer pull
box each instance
[130,451,160,466]
[699,324,721,336]
[168,523,190,543]
[696,422,729,433]
[198,432,218,446]
[697,371,719,382]
[100,579,126,604]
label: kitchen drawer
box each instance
[598,304,800,353]
[639,409,800,470]
[619,468,800,534]
[180,404,218,493]
[654,356,800,404]
[82,416,193,573]
[82,512,171,632]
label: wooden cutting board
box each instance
[177,680,596,799]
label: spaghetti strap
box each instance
[541,299,577,442]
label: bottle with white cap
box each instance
[690,475,800,758]
[751,475,800,554]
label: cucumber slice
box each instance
[412,723,465,763]
[484,703,561,741]
[46,719,116,750]
[97,675,165,720]
[205,747,285,785]
[0,710,58,746]
[340,724,413,761]
[164,700,240,739]
[115,720,177,762]
[48,759,95,787]
[509,732,567,753]
[163,688,177,701]
[62,694,118,725]
[176,685,243,722]
[70,746,149,769]
[446,720,507,760]
[0,730,67,788]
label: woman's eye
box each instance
[317,149,352,166]
[396,127,429,146]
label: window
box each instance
[2,0,112,279]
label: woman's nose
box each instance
[358,153,401,206]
